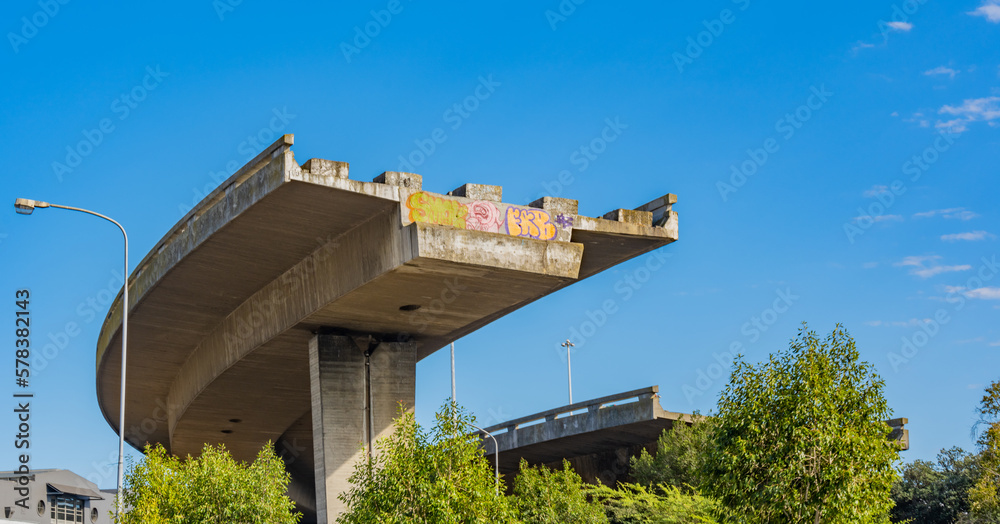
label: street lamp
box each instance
[561,339,575,406]
[14,198,129,517]
[466,422,500,495]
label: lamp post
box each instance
[466,422,500,495]
[14,198,129,516]
[561,339,574,406]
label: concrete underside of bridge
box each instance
[95,134,679,522]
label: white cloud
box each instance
[890,111,899,117]
[941,231,996,242]
[863,262,879,269]
[991,340,1000,347]
[863,185,889,197]
[895,255,940,267]
[866,318,934,328]
[924,66,958,79]
[913,265,972,278]
[937,96,1000,132]
[969,0,1000,22]
[887,21,914,31]
[894,255,971,278]
[913,207,979,220]
[851,41,876,53]
[854,214,903,224]
[966,287,1000,299]
[944,286,1000,300]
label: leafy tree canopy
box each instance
[892,447,979,524]
[513,459,607,524]
[587,482,720,524]
[115,441,300,524]
[704,323,899,523]
[970,380,1000,521]
[337,402,518,523]
[631,414,715,492]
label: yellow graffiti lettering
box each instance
[406,192,467,229]
[505,207,556,240]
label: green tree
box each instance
[337,402,519,523]
[704,324,899,523]
[115,441,300,524]
[892,447,979,523]
[970,381,1000,521]
[587,482,720,524]
[513,459,607,523]
[631,414,716,492]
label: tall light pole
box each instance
[561,339,574,405]
[450,342,456,404]
[14,198,129,516]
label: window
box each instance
[49,496,83,523]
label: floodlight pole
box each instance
[562,339,575,406]
[13,198,129,517]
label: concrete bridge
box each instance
[480,386,910,488]
[94,134,678,523]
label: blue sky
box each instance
[1,0,998,487]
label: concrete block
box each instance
[528,196,579,216]
[449,183,502,202]
[602,208,653,226]
[302,159,349,179]
[374,171,422,190]
[634,194,677,227]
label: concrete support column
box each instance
[309,333,416,523]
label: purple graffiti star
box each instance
[555,213,574,229]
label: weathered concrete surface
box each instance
[309,334,415,521]
[485,386,911,486]
[482,386,689,476]
[93,134,679,522]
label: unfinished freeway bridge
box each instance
[94,134,678,523]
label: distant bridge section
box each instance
[482,386,909,486]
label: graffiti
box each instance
[407,192,467,229]
[404,191,562,241]
[466,200,504,233]
[555,213,574,229]
[506,207,557,240]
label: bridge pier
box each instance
[309,333,416,522]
